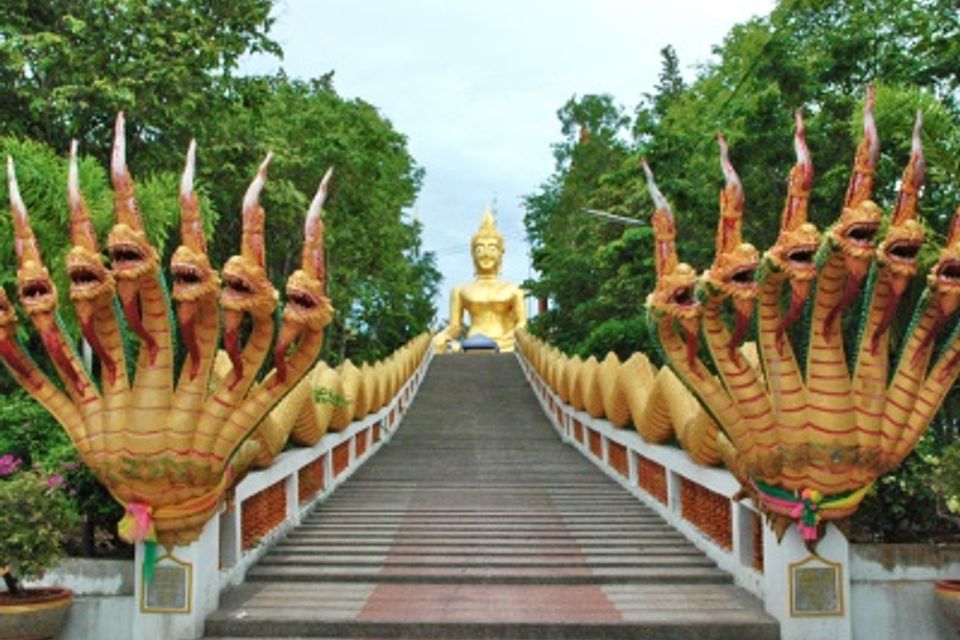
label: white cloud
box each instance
[243,0,775,322]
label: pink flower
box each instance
[46,474,64,490]
[0,454,22,477]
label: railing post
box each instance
[761,523,852,640]
[732,501,756,570]
[218,501,241,570]
[284,471,299,525]
[132,516,220,640]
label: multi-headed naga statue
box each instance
[644,87,959,543]
[0,114,333,546]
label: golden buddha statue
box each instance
[434,208,526,353]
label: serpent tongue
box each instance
[40,324,85,395]
[776,279,811,353]
[0,338,38,386]
[729,297,755,365]
[678,316,701,375]
[79,310,117,384]
[223,309,244,387]
[119,282,158,364]
[271,320,304,387]
[176,301,201,380]
[870,276,909,355]
[823,257,869,342]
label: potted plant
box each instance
[0,454,79,640]
[934,442,960,633]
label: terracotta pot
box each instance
[935,579,960,635]
[0,587,73,640]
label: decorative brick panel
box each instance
[679,477,732,550]
[333,441,350,477]
[636,454,667,504]
[356,429,368,458]
[608,441,628,477]
[588,429,602,458]
[241,480,287,550]
[573,420,584,443]
[753,512,764,572]
[297,456,325,505]
[372,423,381,444]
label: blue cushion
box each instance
[461,334,499,352]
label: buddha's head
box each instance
[471,208,504,276]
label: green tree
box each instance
[201,73,440,363]
[0,0,280,172]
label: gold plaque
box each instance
[789,554,843,617]
[141,554,193,614]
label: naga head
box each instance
[834,86,882,261]
[106,113,160,362]
[221,153,278,382]
[273,168,335,384]
[821,87,882,339]
[8,157,58,317]
[66,140,119,381]
[66,141,114,306]
[928,206,960,313]
[8,157,86,394]
[171,140,220,379]
[877,111,926,278]
[643,159,700,369]
[871,111,926,353]
[106,113,158,283]
[765,110,820,344]
[706,134,760,359]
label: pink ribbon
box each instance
[120,502,155,543]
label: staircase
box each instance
[205,354,778,639]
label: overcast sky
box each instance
[242,0,775,322]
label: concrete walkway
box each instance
[205,354,778,639]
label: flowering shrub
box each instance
[0,460,78,596]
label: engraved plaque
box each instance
[141,554,193,613]
[789,555,843,617]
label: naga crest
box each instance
[646,91,958,546]
[0,114,335,546]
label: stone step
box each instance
[270,544,701,555]
[204,355,776,639]
[287,527,685,544]
[256,553,716,568]
[245,564,732,585]
[205,582,778,639]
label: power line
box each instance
[580,208,647,226]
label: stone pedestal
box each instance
[762,523,851,640]
[132,516,220,640]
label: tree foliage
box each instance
[525,0,960,361]
[0,1,439,370]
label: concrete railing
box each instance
[516,348,960,640]
[46,345,434,640]
[515,350,765,595]
[218,348,432,589]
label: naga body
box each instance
[0,115,334,546]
